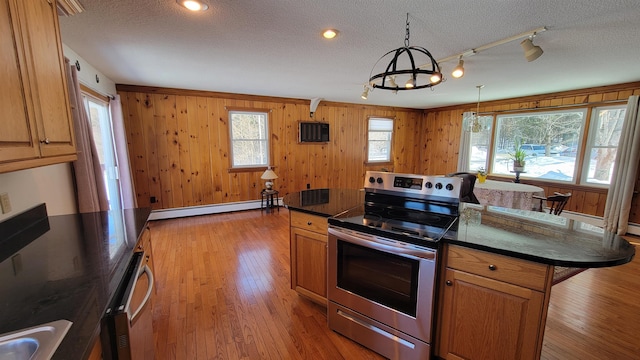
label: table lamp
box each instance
[261,167,278,190]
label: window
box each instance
[582,105,625,185]
[82,94,122,210]
[466,115,493,172]
[491,110,586,182]
[367,117,393,162]
[229,110,270,168]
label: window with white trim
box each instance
[367,117,393,162]
[229,110,270,168]
[490,110,587,182]
[582,105,625,186]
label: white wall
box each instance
[0,164,77,221]
[62,44,117,97]
[0,45,117,222]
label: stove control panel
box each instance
[364,171,462,199]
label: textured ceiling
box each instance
[58,0,640,109]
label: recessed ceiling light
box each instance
[322,29,339,39]
[178,0,209,11]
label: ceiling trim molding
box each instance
[57,0,85,16]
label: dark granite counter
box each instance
[282,188,365,217]
[451,204,635,267]
[0,204,151,360]
[285,190,635,268]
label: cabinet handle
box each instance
[445,280,452,286]
[40,138,50,144]
[488,264,497,271]
[307,221,312,225]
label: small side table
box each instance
[261,189,279,212]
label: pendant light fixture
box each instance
[366,13,442,93]
[471,85,485,133]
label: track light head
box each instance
[452,57,465,78]
[361,86,369,100]
[521,38,544,62]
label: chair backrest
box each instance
[446,172,480,204]
[547,192,572,215]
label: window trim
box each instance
[366,116,394,164]
[227,107,272,171]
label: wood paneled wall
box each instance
[119,82,640,223]
[421,81,640,221]
[117,85,424,210]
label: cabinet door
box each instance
[438,268,545,360]
[0,0,40,162]
[18,0,75,157]
[290,226,327,305]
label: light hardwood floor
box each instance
[150,208,640,359]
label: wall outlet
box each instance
[0,192,11,214]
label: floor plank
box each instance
[150,208,640,359]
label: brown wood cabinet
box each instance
[289,210,328,306]
[437,245,553,360]
[0,0,76,173]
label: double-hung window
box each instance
[229,110,270,168]
[367,117,393,163]
[582,105,626,186]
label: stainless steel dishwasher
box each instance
[101,245,155,360]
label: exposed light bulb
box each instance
[452,58,465,78]
[430,73,442,84]
[361,86,369,100]
[405,77,415,88]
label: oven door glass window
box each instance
[337,240,419,316]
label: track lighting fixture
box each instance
[451,56,465,78]
[521,33,544,62]
[421,27,547,81]
[366,13,442,93]
[361,85,370,100]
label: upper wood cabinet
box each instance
[0,0,76,173]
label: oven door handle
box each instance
[329,227,435,261]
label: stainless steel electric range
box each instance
[327,171,462,360]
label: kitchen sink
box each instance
[0,320,72,360]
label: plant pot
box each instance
[513,160,525,172]
[477,173,487,183]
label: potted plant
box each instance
[511,142,527,171]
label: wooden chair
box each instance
[532,192,572,215]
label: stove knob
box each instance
[425,182,433,189]
[446,184,454,191]
[368,176,376,183]
[435,183,443,190]
[376,177,383,184]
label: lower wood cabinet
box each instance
[437,245,553,360]
[289,211,328,306]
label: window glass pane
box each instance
[368,117,393,162]
[583,106,625,185]
[491,110,586,182]
[230,111,269,167]
[468,115,493,172]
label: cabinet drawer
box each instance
[290,211,327,234]
[446,245,550,291]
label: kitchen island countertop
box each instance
[284,189,635,268]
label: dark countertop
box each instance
[0,204,151,359]
[285,190,635,268]
[282,188,365,217]
[451,204,635,267]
